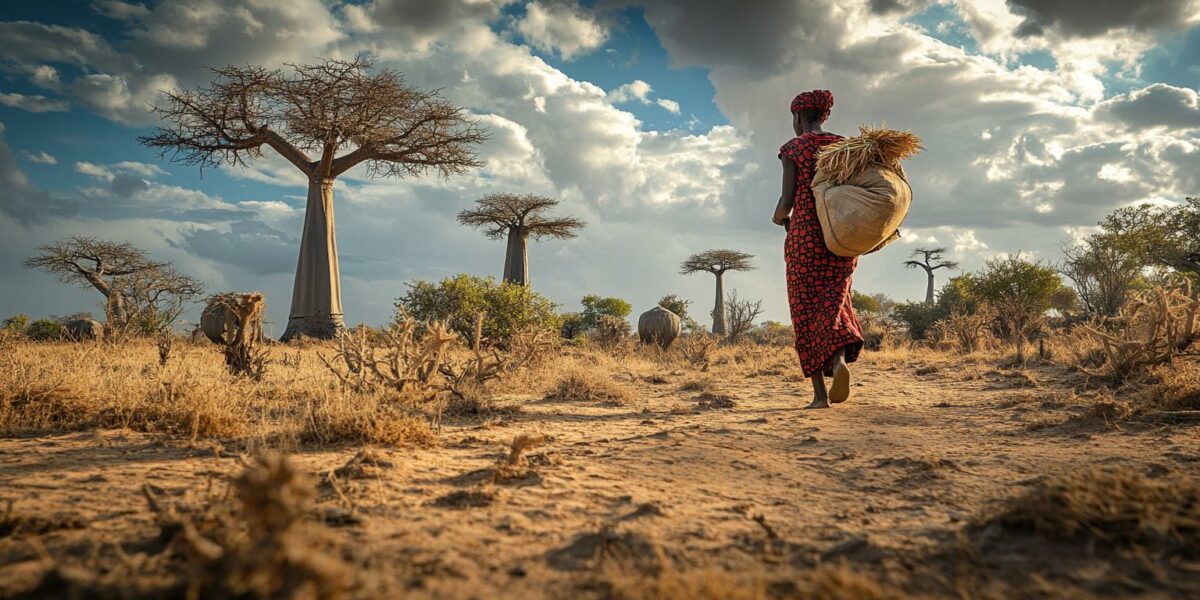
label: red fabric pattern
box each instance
[789,90,834,123]
[780,133,864,378]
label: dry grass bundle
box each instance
[816,126,923,185]
[990,466,1200,555]
[300,393,436,447]
[1077,279,1199,381]
[546,368,634,406]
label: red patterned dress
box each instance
[780,133,864,377]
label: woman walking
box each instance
[772,90,864,409]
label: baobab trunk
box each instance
[281,178,344,341]
[712,271,726,336]
[924,269,935,307]
[502,226,530,287]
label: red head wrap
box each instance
[790,89,834,123]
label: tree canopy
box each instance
[1100,197,1199,276]
[23,236,202,334]
[457,193,585,240]
[680,249,755,275]
[140,56,487,181]
[903,247,958,273]
[580,295,632,330]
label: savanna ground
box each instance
[1,331,1198,599]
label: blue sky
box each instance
[1,0,1198,334]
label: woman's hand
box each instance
[775,156,796,229]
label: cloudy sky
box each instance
[1,0,1198,334]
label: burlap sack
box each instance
[811,164,911,257]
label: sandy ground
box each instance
[2,355,1198,598]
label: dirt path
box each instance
[2,357,1197,597]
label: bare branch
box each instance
[140,56,487,183]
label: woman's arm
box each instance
[772,156,797,226]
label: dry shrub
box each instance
[206,292,269,380]
[859,313,901,351]
[931,306,997,353]
[990,466,1199,556]
[1077,279,1199,381]
[677,334,717,371]
[440,325,556,405]
[21,452,354,599]
[319,316,457,395]
[300,393,436,447]
[592,315,633,349]
[546,368,633,406]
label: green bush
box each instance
[580,295,632,330]
[851,290,881,314]
[658,294,702,332]
[560,312,586,339]
[2,314,30,334]
[893,301,942,340]
[25,318,65,341]
[395,274,560,342]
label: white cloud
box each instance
[656,98,681,114]
[514,1,608,60]
[0,92,68,113]
[74,161,114,181]
[21,150,57,165]
[609,80,653,104]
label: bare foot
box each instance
[806,375,830,409]
[805,396,831,409]
[830,363,851,404]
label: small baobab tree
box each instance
[23,236,203,335]
[456,193,585,286]
[680,249,755,336]
[140,57,488,340]
[904,247,958,307]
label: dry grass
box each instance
[607,563,905,600]
[989,466,1199,554]
[816,126,923,185]
[0,338,436,446]
[545,368,635,406]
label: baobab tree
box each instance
[140,57,488,340]
[456,193,584,286]
[680,249,755,336]
[23,236,202,334]
[904,247,958,307]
